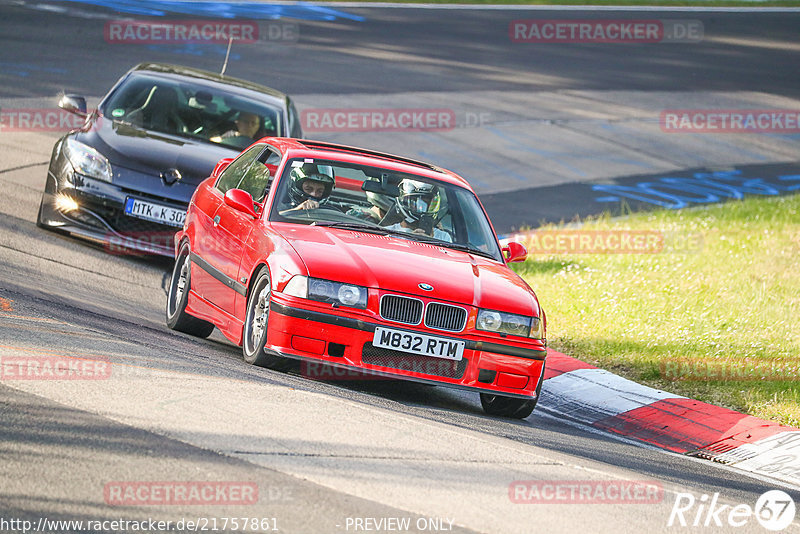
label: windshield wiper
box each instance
[436,241,498,260]
[312,221,392,235]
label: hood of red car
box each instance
[278,225,539,316]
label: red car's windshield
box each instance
[269,158,503,261]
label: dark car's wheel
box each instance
[243,269,289,370]
[480,394,537,419]
[166,243,215,338]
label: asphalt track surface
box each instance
[1,1,800,533]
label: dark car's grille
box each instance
[380,295,423,324]
[362,343,468,379]
[113,214,177,235]
[424,302,467,332]
[67,192,180,234]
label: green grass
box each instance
[320,0,800,7]
[512,194,800,426]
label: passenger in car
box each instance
[384,179,452,242]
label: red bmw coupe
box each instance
[166,138,547,418]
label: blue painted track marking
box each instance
[54,0,365,21]
[779,175,800,191]
[594,169,798,209]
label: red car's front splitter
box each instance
[265,300,546,400]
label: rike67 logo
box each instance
[668,490,795,531]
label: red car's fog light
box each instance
[496,372,529,390]
[291,335,326,355]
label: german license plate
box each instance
[124,198,185,228]
[373,327,464,361]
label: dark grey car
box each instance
[37,62,303,256]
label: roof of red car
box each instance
[259,137,472,190]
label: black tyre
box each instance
[480,394,537,419]
[166,243,215,338]
[242,269,289,369]
[481,361,546,419]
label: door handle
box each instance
[213,215,220,227]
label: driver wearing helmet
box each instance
[283,163,335,211]
[384,179,451,242]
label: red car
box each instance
[166,138,547,418]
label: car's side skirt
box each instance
[185,289,243,346]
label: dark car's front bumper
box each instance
[38,147,192,257]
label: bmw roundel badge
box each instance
[418,283,434,291]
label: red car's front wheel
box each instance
[480,394,537,419]
[243,269,290,370]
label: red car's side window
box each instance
[215,144,265,194]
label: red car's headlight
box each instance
[283,275,368,309]
[476,309,543,339]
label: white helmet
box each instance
[395,179,446,224]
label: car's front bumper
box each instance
[265,296,546,399]
[39,168,185,257]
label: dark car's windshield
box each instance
[101,73,284,150]
[269,158,503,262]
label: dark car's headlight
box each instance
[65,138,112,182]
[283,276,367,309]
[476,309,543,339]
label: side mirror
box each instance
[502,241,528,263]
[58,94,87,116]
[211,158,234,179]
[224,189,257,219]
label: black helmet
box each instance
[396,179,446,223]
[288,163,335,206]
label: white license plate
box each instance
[124,198,185,228]
[373,327,464,361]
